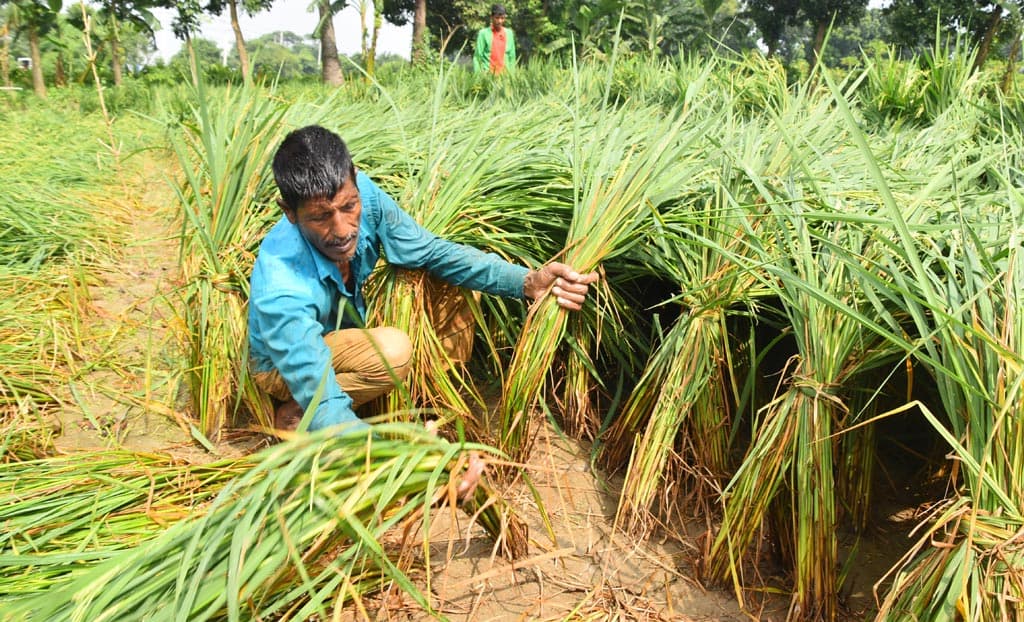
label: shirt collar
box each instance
[293,223,349,289]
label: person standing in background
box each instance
[473,4,516,74]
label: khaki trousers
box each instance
[253,276,476,407]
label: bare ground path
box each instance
[51,151,258,462]
[48,149,792,622]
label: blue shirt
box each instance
[248,172,529,431]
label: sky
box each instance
[151,2,413,62]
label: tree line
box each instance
[2,0,1022,97]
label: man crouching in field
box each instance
[247,125,597,481]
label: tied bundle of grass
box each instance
[602,191,767,534]
[861,223,1024,619]
[705,202,899,620]
[810,68,1024,619]
[4,424,525,621]
[170,83,290,438]
[698,76,915,614]
[496,100,720,465]
[363,102,567,432]
[0,451,246,600]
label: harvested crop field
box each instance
[3,49,1023,622]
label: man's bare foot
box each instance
[273,399,303,432]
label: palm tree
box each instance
[206,0,275,85]
[6,0,62,97]
[313,0,344,85]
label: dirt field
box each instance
[49,154,912,622]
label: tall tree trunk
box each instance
[412,0,426,63]
[54,53,67,87]
[318,1,344,86]
[109,15,123,86]
[29,27,46,98]
[1,24,11,87]
[186,34,199,87]
[367,0,381,77]
[358,0,369,61]
[973,6,1004,72]
[809,19,827,73]
[1003,29,1021,94]
[229,0,252,85]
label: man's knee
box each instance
[371,327,412,379]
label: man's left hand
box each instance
[523,262,599,311]
[425,420,486,502]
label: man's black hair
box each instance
[272,125,357,211]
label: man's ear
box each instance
[278,197,298,224]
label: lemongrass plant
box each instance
[496,94,724,464]
[4,424,518,621]
[816,68,1024,620]
[0,451,246,600]
[170,83,292,438]
[363,103,568,432]
[603,188,769,534]
[706,207,901,620]
[0,270,75,421]
[0,108,122,270]
[698,70,913,618]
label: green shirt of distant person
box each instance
[473,4,516,74]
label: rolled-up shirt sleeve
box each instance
[367,181,529,297]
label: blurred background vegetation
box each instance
[1,0,1021,96]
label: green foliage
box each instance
[859,32,992,128]
[886,0,1001,53]
[5,48,1024,621]
[0,101,152,422]
[3,425,515,620]
[230,30,319,82]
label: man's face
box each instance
[283,176,362,267]
[491,13,505,29]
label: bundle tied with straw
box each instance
[363,109,567,436]
[4,424,526,621]
[602,189,767,533]
[496,106,715,465]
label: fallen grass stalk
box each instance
[4,424,521,620]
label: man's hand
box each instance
[455,452,485,500]
[523,262,599,311]
[425,420,485,502]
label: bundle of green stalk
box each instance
[364,102,569,433]
[171,83,295,437]
[0,451,246,599]
[704,200,902,620]
[696,73,952,618]
[857,213,1024,620]
[696,68,1016,620]
[601,186,770,534]
[496,89,726,464]
[816,70,1024,619]
[3,424,525,621]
